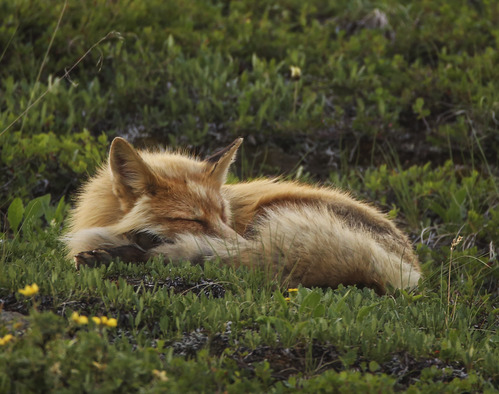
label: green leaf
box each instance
[53,196,67,224]
[313,304,326,318]
[274,290,288,310]
[24,194,51,226]
[369,360,380,372]
[8,197,24,233]
[299,291,321,314]
[413,97,425,113]
[356,303,380,323]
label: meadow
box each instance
[0,0,498,392]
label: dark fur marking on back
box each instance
[246,197,397,239]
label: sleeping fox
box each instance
[64,137,421,294]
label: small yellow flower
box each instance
[0,334,14,346]
[451,236,463,251]
[284,297,291,302]
[90,316,118,327]
[79,315,89,324]
[288,288,299,294]
[92,361,107,370]
[71,312,89,325]
[49,361,62,375]
[290,66,301,80]
[105,318,117,328]
[18,283,39,297]
[152,369,169,382]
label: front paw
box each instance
[74,249,114,269]
[74,244,150,269]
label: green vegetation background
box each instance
[0,0,498,392]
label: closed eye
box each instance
[185,218,204,224]
[167,217,204,224]
[165,217,208,229]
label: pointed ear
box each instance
[206,138,243,187]
[109,138,157,200]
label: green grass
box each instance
[1,164,497,392]
[1,0,498,392]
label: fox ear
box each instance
[206,138,243,187]
[109,138,157,201]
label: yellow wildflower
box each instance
[49,362,62,375]
[105,318,118,328]
[18,283,39,297]
[288,288,299,294]
[90,316,118,327]
[92,361,107,370]
[71,312,89,325]
[290,66,301,80]
[0,334,14,346]
[451,236,463,251]
[152,369,169,382]
[284,297,291,302]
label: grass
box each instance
[1,0,498,392]
[1,163,497,392]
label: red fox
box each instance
[65,137,421,294]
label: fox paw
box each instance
[74,244,149,269]
[74,249,114,269]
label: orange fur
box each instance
[64,137,422,293]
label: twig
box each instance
[0,28,122,138]
[20,0,68,135]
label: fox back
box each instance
[65,138,422,294]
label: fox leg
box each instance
[67,227,164,268]
[73,230,242,269]
[74,236,210,269]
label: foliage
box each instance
[1,163,497,390]
[3,0,499,202]
[0,129,107,209]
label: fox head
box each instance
[108,137,242,241]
